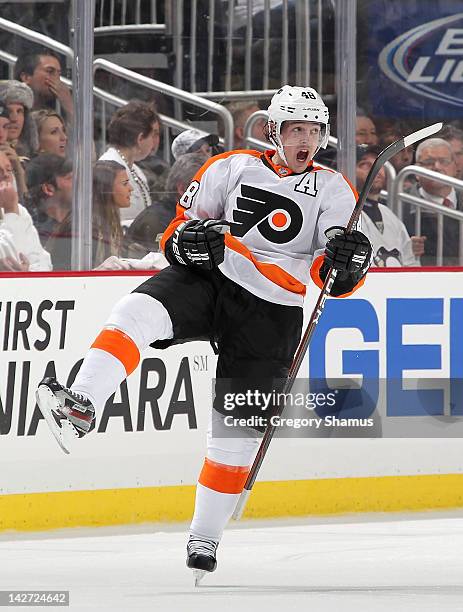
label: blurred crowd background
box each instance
[0,0,462,272]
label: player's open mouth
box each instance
[296,149,309,162]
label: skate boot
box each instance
[186,535,219,586]
[36,377,95,454]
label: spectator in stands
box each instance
[99,101,160,225]
[25,153,72,246]
[379,120,414,173]
[92,160,132,267]
[132,102,169,203]
[0,227,28,271]
[45,160,132,270]
[0,103,28,201]
[127,151,209,253]
[441,124,463,180]
[224,100,266,149]
[357,146,421,267]
[0,143,28,203]
[0,80,38,160]
[31,109,68,157]
[356,112,378,146]
[0,150,51,271]
[0,103,9,146]
[14,49,73,120]
[171,128,221,160]
[404,138,463,266]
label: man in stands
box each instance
[378,120,414,174]
[356,112,378,146]
[356,146,421,267]
[14,49,73,120]
[171,128,221,160]
[0,104,9,146]
[405,138,463,266]
[127,151,209,253]
[25,153,73,247]
[441,125,463,180]
[0,80,37,160]
[224,100,266,149]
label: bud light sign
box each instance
[366,1,463,119]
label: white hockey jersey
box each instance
[362,203,420,268]
[162,150,358,306]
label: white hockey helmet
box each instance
[267,85,330,164]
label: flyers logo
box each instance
[230,185,303,244]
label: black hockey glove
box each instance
[320,226,372,296]
[164,219,229,270]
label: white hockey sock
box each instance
[71,348,126,416]
[190,482,240,542]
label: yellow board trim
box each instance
[2,473,463,532]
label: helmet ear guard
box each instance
[318,123,330,149]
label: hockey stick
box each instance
[232,121,443,520]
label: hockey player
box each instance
[36,85,372,581]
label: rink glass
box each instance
[0,1,460,271]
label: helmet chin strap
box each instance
[276,142,288,165]
[270,127,288,165]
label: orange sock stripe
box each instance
[198,457,250,494]
[91,328,140,376]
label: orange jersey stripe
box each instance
[199,457,250,494]
[225,233,306,295]
[310,254,366,298]
[193,148,262,182]
[341,174,359,200]
[160,203,189,252]
[312,164,335,173]
[91,327,140,376]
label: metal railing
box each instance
[1,3,335,101]
[93,58,234,153]
[0,17,73,61]
[172,0,335,99]
[392,165,463,266]
[0,50,15,79]
[94,24,166,35]
[95,0,160,28]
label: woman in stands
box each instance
[99,100,160,225]
[31,109,68,158]
[92,160,133,266]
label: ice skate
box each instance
[36,377,95,454]
[186,535,218,586]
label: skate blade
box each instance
[192,569,207,587]
[36,386,78,454]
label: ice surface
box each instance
[1,513,463,611]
